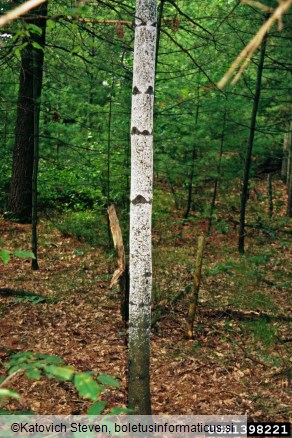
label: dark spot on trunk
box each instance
[132,86,141,95]
[132,195,152,205]
[131,127,151,136]
[145,86,154,95]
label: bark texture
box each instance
[128,0,157,415]
[6,3,47,223]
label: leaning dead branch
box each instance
[107,205,126,288]
[0,0,47,27]
[218,0,292,89]
[241,0,274,13]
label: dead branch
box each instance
[0,0,47,27]
[241,0,274,13]
[107,204,129,322]
[107,205,126,288]
[218,0,292,89]
[0,369,24,388]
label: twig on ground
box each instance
[0,369,24,388]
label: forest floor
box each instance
[0,179,291,421]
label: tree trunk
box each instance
[267,173,273,219]
[186,235,205,339]
[283,121,292,217]
[6,2,47,223]
[287,171,292,217]
[128,0,157,415]
[238,20,267,254]
[183,84,200,222]
[31,52,40,271]
[207,105,227,234]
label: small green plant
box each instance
[1,352,129,415]
[0,290,59,306]
[241,317,278,347]
[0,246,35,265]
[13,293,48,305]
[0,388,20,402]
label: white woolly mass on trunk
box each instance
[129,0,157,343]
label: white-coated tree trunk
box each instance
[128,0,157,414]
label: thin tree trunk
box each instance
[183,84,200,222]
[128,0,157,415]
[285,121,292,217]
[238,20,268,254]
[31,50,40,271]
[6,2,47,223]
[281,121,291,182]
[31,7,47,269]
[164,165,180,209]
[186,235,205,339]
[267,173,273,219]
[183,145,197,221]
[207,105,227,234]
[107,76,114,246]
[287,150,292,217]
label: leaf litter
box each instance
[0,202,291,420]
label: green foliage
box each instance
[87,400,107,415]
[97,373,120,387]
[13,294,46,305]
[0,249,10,265]
[206,252,278,311]
[241,317,278,347]
[74,372,102,400]
[3,352,123,414]
[0,243,35,265]
[38,160,105,211]
[0,389,20,401]
[56,210,108,247]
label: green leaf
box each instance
[8,364,33,374]
[87,401,106,415]
[26,368,41,380]
[0,388,20,400]
[74,373,102,400]
[13,250,36,259]
[0,249,10,265]
[14,48,21,59]
[27,24,43,36]
[108,407,132,415]
[46,19,55,32]
[43,365,74,381]
[31,41,44,51]
[34,354,64,364]
[97,373,120,388]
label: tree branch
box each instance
[0,0,47,27]
[218,0,292,89]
